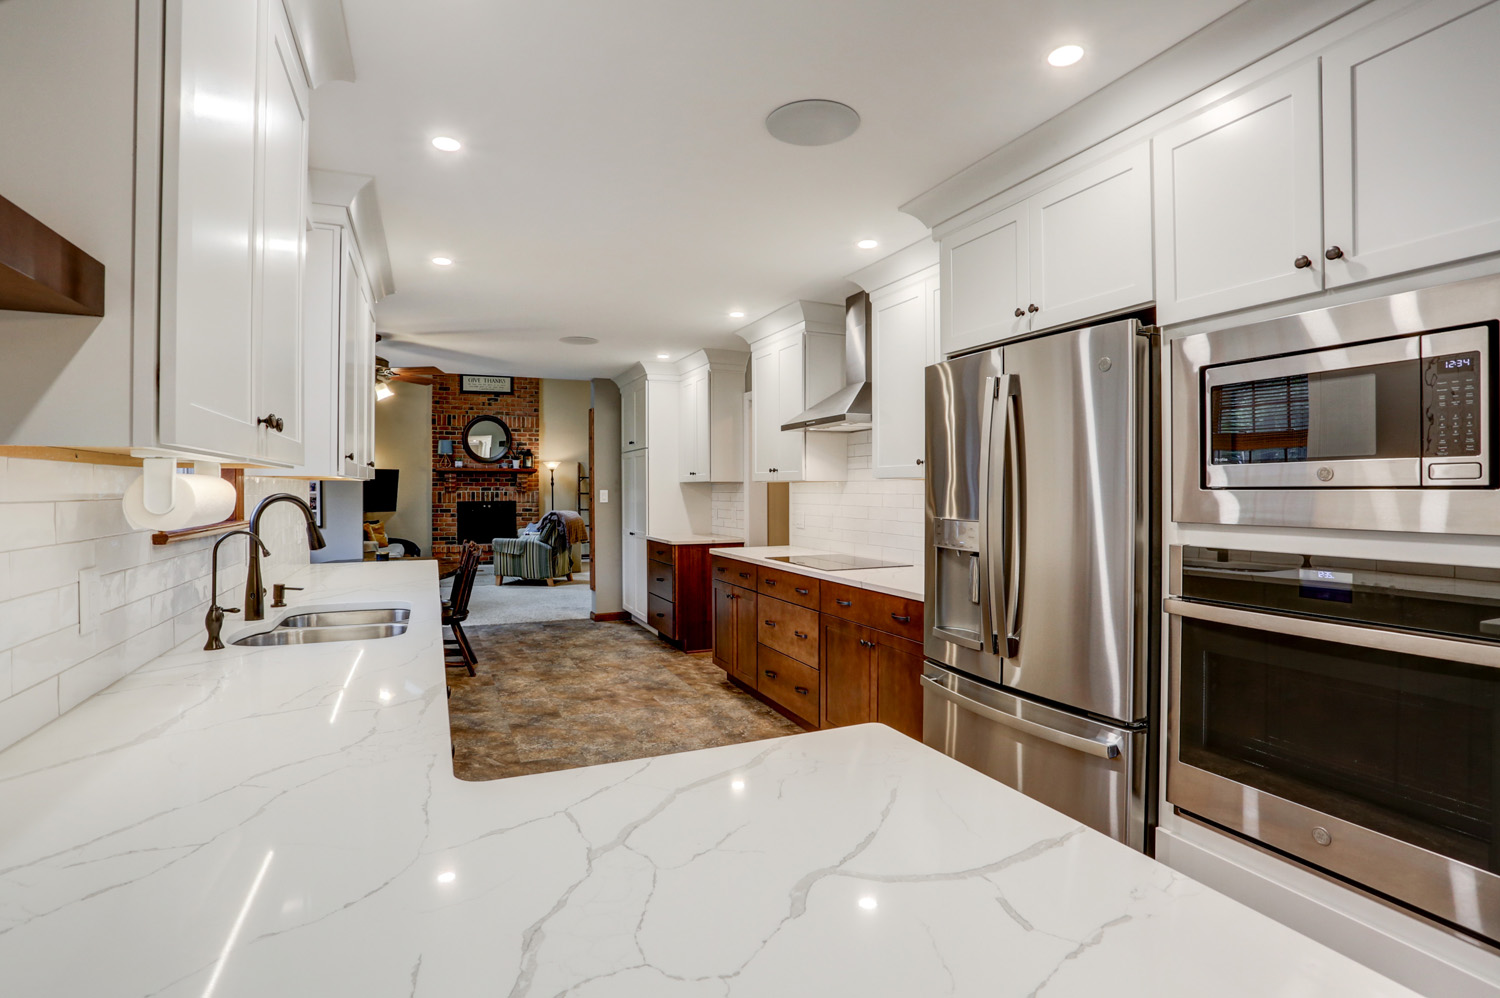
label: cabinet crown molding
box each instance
[734,300,844,347]
[846,238,939,295]
[309,170,394,300]
[281,0,356,88]
[612,360,678,388]
[676,348,749,375]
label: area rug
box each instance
[439,565,592,625]
[447,619,805,780]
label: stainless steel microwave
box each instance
[1173,275,1500,535]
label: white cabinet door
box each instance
[1153,62,1324,324]
[1027,143,1153,331]
[621,377,647,451]
[157,0,262,459]
[926,277,942,365]
[341,244,372,478]
[1322,0,1500,287]
[252,1,308,465]
[750,348,779,481]
[621,448,647,617]
[773,334,806,481]
[872,280,929,479]
[295,220,342,477]
[942,202,1029,356]
[678,369,708,482]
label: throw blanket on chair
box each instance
[536,510,586,556]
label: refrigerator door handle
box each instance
[921,674,1122,759]
[1002,380,1024,658]
[979,375,1003,655]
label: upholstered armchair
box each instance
[491,523,573,584]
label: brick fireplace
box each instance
[431,374,541,565]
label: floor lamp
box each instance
[544,461,560,512]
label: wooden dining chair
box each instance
[443,541,481,675]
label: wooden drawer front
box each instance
[646,593,676,639]
[648,541,674,566]
[713,556,757,590]
[757,566,819,608]
[756,595,819,668]
[647,562,675,602]
[756,646,820,724]
[822,581,923,641]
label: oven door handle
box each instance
[921,674,1122,759]
[1165,597,1500,671]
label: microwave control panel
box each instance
[1423,350,1482,458]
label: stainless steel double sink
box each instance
[232,607,411,647]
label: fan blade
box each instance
[393,372,436,385]
[396,366,444,376]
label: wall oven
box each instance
[1167,545,1500,944]
[1173,274,1500,533]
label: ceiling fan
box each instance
[375,355,443,386]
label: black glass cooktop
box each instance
[769,554,910,572]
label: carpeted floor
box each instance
[448,619,806,780]
[440,564,592,625]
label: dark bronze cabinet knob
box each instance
[1325,246,1344,260]
[1027,303,1039,313]
[258,413,284,432]
[1294,255,1312,269]
[345,453,355,461]
[1014,307,1025,317]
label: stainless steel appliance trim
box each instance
[1421,325,1492,486]
[920,673,1122,759]
[982,375,1007,656]
[1164,596,1500,671]
[1002,382,1024,658]
[932,625,983,650]
[1166,613,1500,942]
[1172,273,1500,533]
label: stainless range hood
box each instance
[781,291,871,432]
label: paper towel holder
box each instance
[140,457,224,515]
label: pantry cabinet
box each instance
[1321,0,1500,288]
[740,302,847,482]
[941,143,1150,356]
[622,448,647,618]
[621,376,647,452]
[871,267,939,479]
[1152,62,1323,324]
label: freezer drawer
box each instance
[922,664,1150,850]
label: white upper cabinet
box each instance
[750,347,781,481]
[157,0,264,460]
[1322,0,1500,287]
[621,376,647,452]
[872,269,939,479]
[1027,143,1152,331]
[1153,62,1324,324]
[677,368,703,480]
[252,0,310,466]
[942,202,1028,356]
[940,143,1149,356]
[676,351,746,482]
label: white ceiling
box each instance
[311,0,1243,380]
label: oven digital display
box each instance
[1298,567,1354,603]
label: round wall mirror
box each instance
[460,415,513,463]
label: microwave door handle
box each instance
[1002,380,1024,659]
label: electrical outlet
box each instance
[599,489,609,503]
[794,510,805,529]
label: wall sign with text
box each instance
[460,374,514,394]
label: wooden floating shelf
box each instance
[435,465,537,473]
[0,193,105,316]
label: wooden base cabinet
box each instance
[711,580,757,686]
[649,540,741,651]
[820,618,924,740]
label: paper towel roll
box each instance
[122,473,238,532]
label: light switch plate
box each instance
[599,489,608,503]
[794,510,805,529]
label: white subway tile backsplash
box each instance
[788,477,924,562]
[0,458,310,752]
[711,483,746,537]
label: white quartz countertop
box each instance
[645,533,746,546]
[0,561,1420,996]
[709,544,924,601]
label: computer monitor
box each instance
[363,468,399,515]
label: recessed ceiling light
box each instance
[728,311,746,319]
[560,335,599,345]
[856,239,879,250]
[765,99,861,146]
[1047,44,1084,67]
[431,136,462,152]
[656,353,669,360]
[431,256,453,266]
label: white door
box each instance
[621,378,647,451]
[872,281,929,478]
[942,202,1028,356]
[1322,0,1500,287]
[678,369,702,481]
[157,0,261,459]
[750,348,779,481]
[1152,62,1324,324]
[773,334,806,481]
[252,2,309,465]
[621,449,647,616]
[1027,143,1153,331]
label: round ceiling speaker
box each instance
[559,335,599,345]
[765,100,861,146]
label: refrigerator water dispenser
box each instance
[931,518,982,648]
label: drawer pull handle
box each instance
[794,687,809,696]
[717,567,726,572]
[859,639,874,648]
[764,620,775,627]
[795,587,809,595]
[891,614,911,624]
[764,670,777,680]
[765,579,777,586]
[835,599,852,607]
[655,577,665,582]
[740,572,752,579]
[794,631,808,639]
[655,613,665,619]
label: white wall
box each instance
[0,457,311,752]
[787,430,923,562]
[540,379,591,516]
[374,381,432,555]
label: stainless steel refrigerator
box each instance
[922,318,1158,851]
